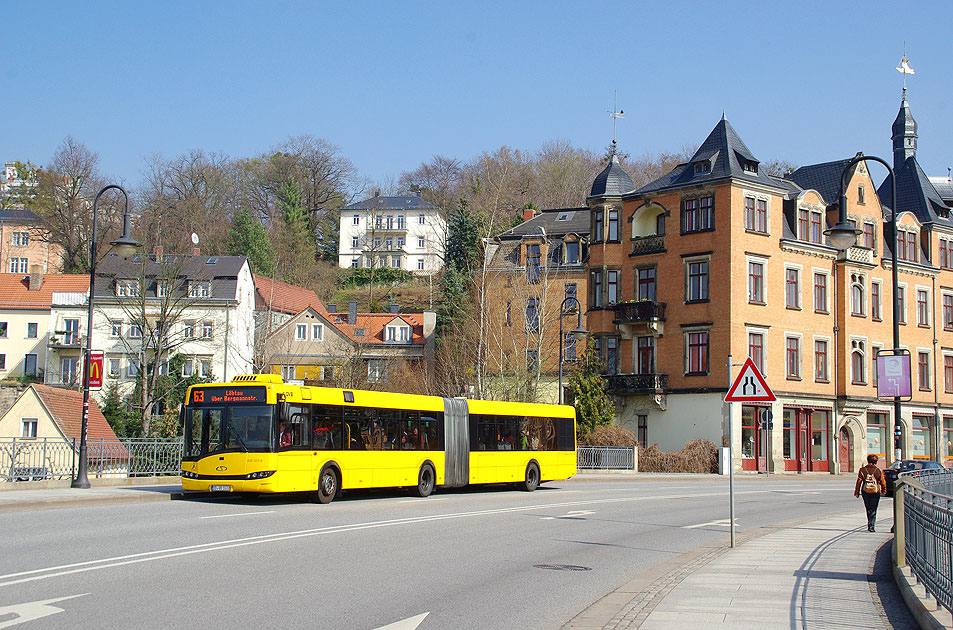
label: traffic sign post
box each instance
[88,351,104,389]
[724,357,775,548]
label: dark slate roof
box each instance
[0,207,41,222]
[892,91,917,143]
[495,207,589,240]
[588,155,636,200]
[785,158,855,205]
[341,195,436,212]
[877,157,951,227]
[93,254,248,300]
[929,177,953,204]
[634,117,782,195]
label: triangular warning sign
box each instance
[725,358,776,402]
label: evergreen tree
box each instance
[100,383,138,438]
[444,205,481,274]
[567,339,615,441]
[227,209,274,274]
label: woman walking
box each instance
[854,454,887,532]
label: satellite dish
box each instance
[191,233,200,245]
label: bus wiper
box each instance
[229,427,249,452]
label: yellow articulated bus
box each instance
[180,375,577,503]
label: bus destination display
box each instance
[191,386,266,405]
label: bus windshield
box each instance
[184,405,274,458]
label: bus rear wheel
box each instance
[316,467,338,504]
[415,464,435,498]
[522,462,540,492]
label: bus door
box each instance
[277,404,311,491]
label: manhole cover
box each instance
[534,564,591,572]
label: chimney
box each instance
[389,303,399,314]
[348,300,357,325]
[327,304,336,313]
[522,207,537,222]
[192,247,200,256]
[155,245,163,257]
[28,264,43,291]
[423,310,436,366]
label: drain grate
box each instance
[534,564,591,572]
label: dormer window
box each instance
[743,160,758,174]
[188,281,211,298]
[694,160,711,174]
[525,242,542,283]
[115,280,140,297]
[564,240,580,265]
[386,324,411,343]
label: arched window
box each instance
[850,273,865,316]
[851,339,866,384]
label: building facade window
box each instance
[9,257,28,273]
[814,273,828,313]
[21,418,38,438]
[748,261,764,304]
[590,270,603,308]
[851,339,866,384]
[748,332,764,372]
[863,222,875,249]
[637,336,655,374]
[607,270,619,304]
[311,324,323,341]
[183,321,195,339]
[202,321,213,338]
[592,209,603,243]
[918,352,931,390]
[871,281,882,321]
[944,294,953,330]
[945,355,953,393]
[898,229,918,262]
[685,330,709,375]
[897,286,906,324]
[786,337,800,379]
[814,339,828,382]
[637,267,656,301]
[917,289,929,326]
[785,268,800,309]
[526,298,539,332]
[682,195,714,233]
[564,241,580,264]
[607,209,620,242]
[526,243,541,283]
[637,415,648,449]
[295,324,307,340]
[744,196,768,234]
[850,273,865,316]
[686,259,709,302]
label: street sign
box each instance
[88,351,104,389]
[876,352,912,399]
[725,357,776,402]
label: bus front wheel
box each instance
[522,462,540,492]
[415,463,435,498]
[316,467,338,504]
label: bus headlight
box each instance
[245,471,276,480]
[182,471,198,479]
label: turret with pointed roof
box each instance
[589,148,636,201]
[634,116,783,195]
[892,89,918,172]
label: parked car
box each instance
[883,459,944,496]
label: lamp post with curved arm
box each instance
[824,155,902,466]
[72,185,141,489]
[558,296,587,405]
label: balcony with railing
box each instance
[630,235,665,256]
[613,300,666,324]
[604,373,667,395]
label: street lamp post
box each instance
[72,185,140,489]
[824,155,902,465]
[558,296,587,405]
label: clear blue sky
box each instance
[3,1,951,193]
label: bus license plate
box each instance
[210,485,232,492]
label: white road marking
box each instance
[541,510,594,520]
[683,519,738,529]
[0,489,769,589]
[199,511,277,519]
[0,594,87,628]
[398,497,448,503]
[372,612,429,630]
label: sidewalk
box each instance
[565,510,923,630]
[0,478,179,512]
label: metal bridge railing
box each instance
[897,468,953,615]
[577,446,636,470]
[0,438,184,482]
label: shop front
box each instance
[782,407,830,472]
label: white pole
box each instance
[728,354,735,548]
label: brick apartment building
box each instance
[583,92,953,474]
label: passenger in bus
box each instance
[313,422,334,449]
[279,422,292,447]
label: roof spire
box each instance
[896,44,915,92]
[608,91,624,146]
[722,108,726,121]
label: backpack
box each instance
[862,469,879,494]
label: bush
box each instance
[638,438,719,473]
[582,425,639,447]
[339,268,412,288]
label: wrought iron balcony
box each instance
[604,373,667,395]
[613,300,666,323]
[630,235,665,256]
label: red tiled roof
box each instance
[253,275,327,316]
[0,273,88,310]
[332,313,426,345]
[30,384,119,441]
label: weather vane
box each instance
[896,45,915,91]
[608,91,624,148]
